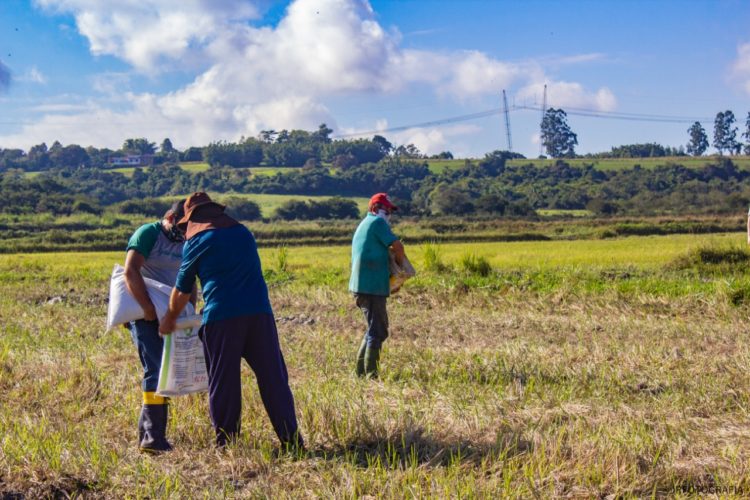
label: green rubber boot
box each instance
[364,345,381,379]
[355,337,368,377]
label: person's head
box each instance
[368,192,398,216]
[177,192,236,240]
[162,199,187,242]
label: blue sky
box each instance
[1,0,749,158]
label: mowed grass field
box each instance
[3,233,750,496]
[424,156,750,174]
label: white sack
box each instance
[156,324,208,396]
[106,263,202,332]
[389,251,416,294]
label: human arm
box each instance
[747,214,750,245]
[123,249,157,321]
[158,287,192,335]
[159,237,203,334]
[390,239,405,266]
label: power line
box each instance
[517,104,713,123]
[332,104,715,139]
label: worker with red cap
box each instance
[349,192,406,378]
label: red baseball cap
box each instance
[369,193,398,211]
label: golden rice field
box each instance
[2,233,750,497]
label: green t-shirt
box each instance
[126,222,184,286]
[349,213,398,296]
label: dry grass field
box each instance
[2,235,750,497]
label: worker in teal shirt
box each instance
[349,193,406,378]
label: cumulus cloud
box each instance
[731,42,750,95]
[10,0,616,150]
[390,124,481,156]
[0,61,10,92]
[34,0,260,71]
[517,81,617,111]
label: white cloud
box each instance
[9,0,617,151]
[436,51,536,98]
[389,124,481,156]
[517,81,617,111]
[731,42,750,95]
[19,67,47,84]
[34,0,260,71]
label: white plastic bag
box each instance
[105,264,202,331]
[389,250,416,294]
[156,320,208,397]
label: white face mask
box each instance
[375,209,391,223]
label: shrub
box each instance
[221,196,262,221]
[275,197,359,220]
[459,253,492,277]
[668,244,750,271]
[118,198,171,217]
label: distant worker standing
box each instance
[349,193,405,378]
[159,192,303,450]
[124,200,190,453]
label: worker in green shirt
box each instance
[349,193,405,378]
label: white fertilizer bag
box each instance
[156,319,208,397]
[389,250,416,294]
[106,264,202,331]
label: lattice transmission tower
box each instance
[502,90,512,152]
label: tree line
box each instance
[2,150,749,219]
[539,109,750,158]
[2,110,749,173]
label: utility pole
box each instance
[502,90,512,152]
[539,84,547,157]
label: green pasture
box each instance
[151,192,370,218]
[424,158,470,173]
[506,155,750,171]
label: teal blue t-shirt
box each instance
[349,213,398,296]
[175,224,272,324]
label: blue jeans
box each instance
[129,319,164,392]
[355,294,389,349]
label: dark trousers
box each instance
[129,319,163,392]
[200,313,300,447]
[355,294,389,349]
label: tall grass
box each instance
[421,241,448,273]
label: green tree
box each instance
[541,108,578,158]
[743,112,750,155]
[394,143,422,158]
[686,122,708,156]
[713,110,739,155]
[160,138,174,153]
[372,135,392,156]
[122,138,156,155]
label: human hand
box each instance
[159,315,176,336]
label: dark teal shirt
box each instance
[349,213,398,296]
[175,224,272,323]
